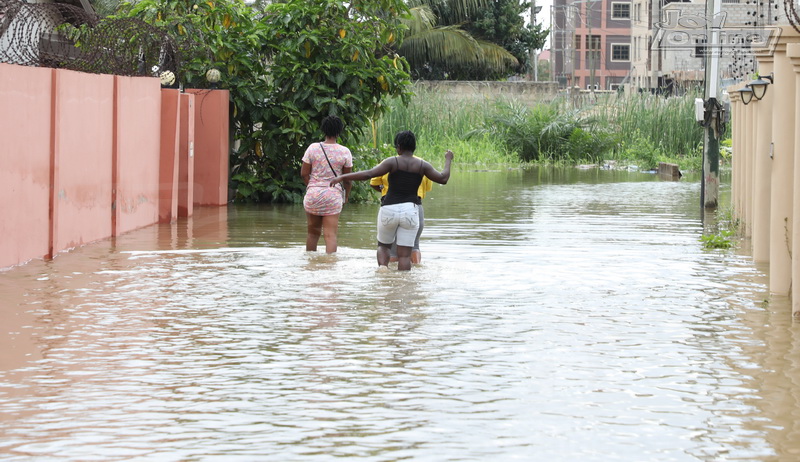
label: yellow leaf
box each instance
[223,14,231,28]
[351,50,359,62]
[339,29,346,39]
[177,24,185,35]
[255,141,263,157]
[157,12,162,21]
[206,1,213,7]
[388,32,394,44]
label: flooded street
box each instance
[2,167,800,461]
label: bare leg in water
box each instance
[306,213,340,253]
[377,242,392,267]
[395,245,413,271]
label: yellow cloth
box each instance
[370,156,433,199]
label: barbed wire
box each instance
[0,0,179,77]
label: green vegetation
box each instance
[369,88,704,171]
[116,0,412,203]
[700,206,740,250]
[399,0,548,80]
[700,230,735,249]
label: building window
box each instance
[585,50,601,68]
[575,34,581,50]
[611,44,631,61]
[586,34,601,50]
[611,2,631,20]
[694,38,707,57]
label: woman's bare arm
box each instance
[331,158,394,185]
[422,150,454,185]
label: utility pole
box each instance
[530,0,542,81]
[589,0,594,92]
[701,0,722,208]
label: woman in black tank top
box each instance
[330,131,454,270]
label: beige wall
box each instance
[413,81,559,102]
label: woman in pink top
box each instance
[300,116,352,253]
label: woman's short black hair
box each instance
[321,115,344,137]
[394,130,416,152]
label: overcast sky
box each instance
[525,0,554,48]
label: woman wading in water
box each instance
[330,131,453,270]
[300,115,352,253]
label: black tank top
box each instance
[383,157,423,206]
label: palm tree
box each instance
[398,0,519,80]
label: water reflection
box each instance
[3,166,800,460]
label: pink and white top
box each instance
[302,142,353,188]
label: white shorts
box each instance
[377,202,419,247]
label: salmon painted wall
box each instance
[159,89,181,223]
[0,64,52,268]
[186,89,230,206]
[113,76,162,236]
[0,63,230,270]
[51,69,115,255]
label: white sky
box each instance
[525,0,555,48]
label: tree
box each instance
[464,0,548,77]
[116,0,412,203]
[398,0,519,80]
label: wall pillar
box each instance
[742,89,753,236]
[178,92,195,218]
[159,89,181,223]
[788,43,800,315]
[185,89,230,206]
[753,56,774,263]
[768,28,799,295]
[727,86,743,227]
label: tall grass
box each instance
[363,89,517,165]
[362,86,705,171]
[597,91,704,160]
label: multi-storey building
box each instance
[551,0,632,90]
[554,0,785,93]
[629,0,783,93]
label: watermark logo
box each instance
[652,10,781,57]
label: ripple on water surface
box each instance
[0,169,796,461]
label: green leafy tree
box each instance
[115,0,412,203]
[464,0,548,77]
[399,3,518,80]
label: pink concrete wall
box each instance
[0,65,230,270]
[178,93,195,217]
[0,64,53,268]
[113,76,162,236]
[159,89,181,223]
[186,89,230,206]
[51,69,115,255]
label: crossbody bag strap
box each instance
[319,143,338,177]
[319,143,346,200]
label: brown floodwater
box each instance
[2,166,799,461]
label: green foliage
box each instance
[370,88,703,169]
[464,0,549,76]
[370,89,517,164]
[614,131,661,170]
[469,101,618,163]
[700,229,735,249]
[399,2,523,80]
[700,206,739,250]
[117,0,413,203]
